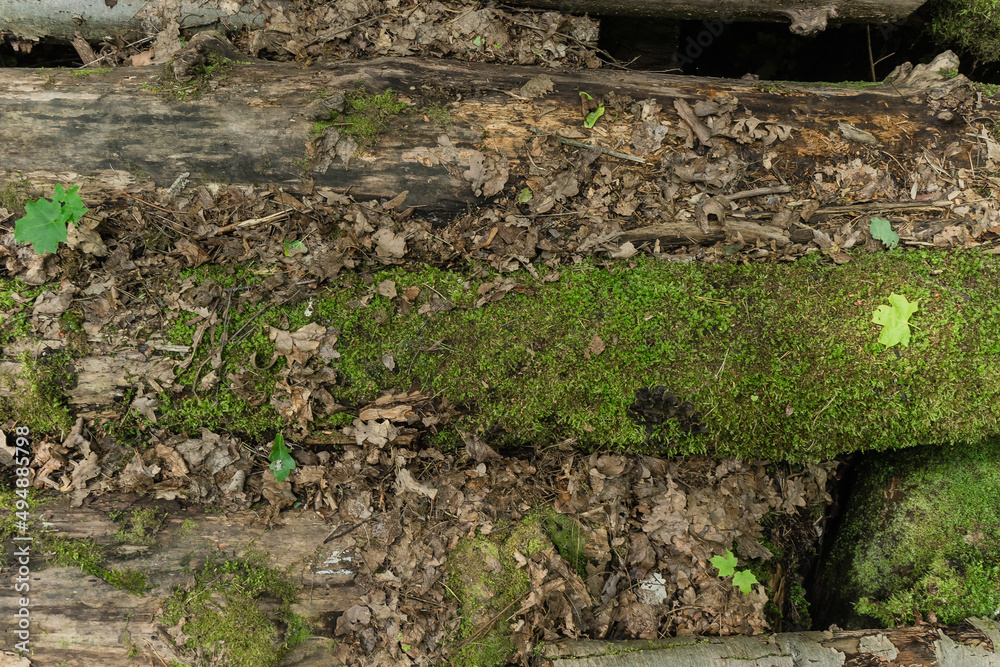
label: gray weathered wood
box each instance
[0,496,360,666]
[0,56,982,215]
[537,619,1000,666]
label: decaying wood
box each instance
[0,495,361,666]
[0,55,991,216]
[505,0,924,28]
[538,618,1000,667]
[0,0,280,42]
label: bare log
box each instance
[504,0,925,28]
[0,0,280,42]
[0,54,988,215]
[537,618,1000,666]
[0,496,360,666]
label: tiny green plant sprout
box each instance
[579,91,606,129]
[14,184,88,255]
[872,293,919,348]
[269,433,296,482]
[710,548,759,595]
[869,217,899,250]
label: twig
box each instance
[212,208,294,235]
[813,396,836,424]
[553,136,646,164]
[119,191,185,214]
[724,186,791,201]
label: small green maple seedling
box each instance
[872,293,919,348]
[869,217,899,250]
[268,433,296,482]
[14,184,88,255]
[709,548,760,595]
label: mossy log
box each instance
[0,495,359,666]
[537,618,1000,666]
[0,54,988,216]
[1,251,999,461]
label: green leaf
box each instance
[584,104,605,129]
[869,217,899,250]
[269,433,296,482]
[872,293,919,347]
[732,569,759,595]
[284,239,308,257]
[53,184,88,225]
[517,187,533,203]
[579,91,593,100]
[472,35,485,47]
[13,184,88,255]
[15,197,68,255]
[710,549,738,577]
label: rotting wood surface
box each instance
[0,496,360,666]
[538,618,1000,667]
[0,55,991,217]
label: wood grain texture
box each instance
[0,56,974,215]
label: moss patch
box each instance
[0,350,76,436]
[446,516,549,667]
[927,0,1000,66]
[160,549,310,667]
[817,437,1000,627]
[41,534,149,595]
[111,249,1000,460]
[310,87,407,147]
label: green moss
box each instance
[537,507,586,576]
[159,549,309,667]
[41,534,149,595]
[446,516,549,667]
[927,0,1000,66]
[0,351,76,436]
[425,104,452,125]
[141,52,248,101]
[110,508,164,547]
[71,68,113,77]
[309,88,407,147]
[819,438,1000,627]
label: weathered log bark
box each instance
[505,0,926,27]
[536,618,1000,666]
[0,0,281,42]
[0,55,987,215]
[0,495,360,666]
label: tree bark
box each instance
[0,495,360,666]
[537,618,1000,666]
[504,0,926,26]
[0,0,281,42]
[0,55,988,215]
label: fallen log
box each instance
[0,51,991,216]
[537,618,1000,666]
[505,0,926,30]
[0,494,360,666]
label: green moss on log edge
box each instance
[106,248,1000,461]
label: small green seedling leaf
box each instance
[710,549,738,577]
[472,35,485,47]
[579,91,593,100]
[517,187,533,203]
[872,293,919,347]
[14,184,88,255]
[269,433,296,482]
[284,239,308,257]
[732,569,759,595]
[869,217,898,250]
[584,104,605,129]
